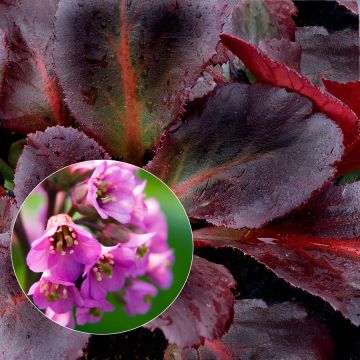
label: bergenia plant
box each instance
[0,0,359,358]
[15,160,174,329]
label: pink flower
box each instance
[142,199,169,253]
[45,308,75,328]
[81,245,135,300]
[123,279,158,316]
[28,276,83,314]
[87,161,146,224]
[76,298,114,326]
[147,250,174,290]
[26,214,101,282]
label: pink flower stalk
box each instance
[123,279,158,316]
[87,161,146,224]
[81,245,135,300]
[147,250,174,290]
[28,276,83,314]
[46,308,75,328]
[26,214,101,281]
[76,298,114,326]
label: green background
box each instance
[12,164,193,334]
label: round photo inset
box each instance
[11,160,193,334]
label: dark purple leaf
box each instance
[0,0,71,134]
[166,300,333,360]
[323,79,360,175]
[147,256,235,348]
[54,0,235,162]
[296,27,359,87]
[258,38,301,71]
[194,182,360,326]
[14,126,110,204]
[220,34,359,147]
[147,83,344,229]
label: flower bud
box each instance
[70,181,97,216]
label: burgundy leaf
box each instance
[0,199,89,359]
[54,0,235,162]
[194,182,360,326]
[0,0,71,134]
[220,33,359,147]
[14,126,110,204]
[147,83,344,229]
[296,27,359,87]
[166,300,333,360]
[323,79,360,175]
[147,256,235,348]
[336,0,359,14]
[258,38,301,71]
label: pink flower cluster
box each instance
[26,161,174,328]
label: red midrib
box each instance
[34,48,69,126]
[118,0,142,161]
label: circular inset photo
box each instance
[11,160,193,334]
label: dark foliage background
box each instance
[0,1,358,359]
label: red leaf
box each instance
[323,80,360,175]
[167,300,333,360]
[194,182,360,326]
[296,27,359,87]
[0,0,71,133]
[220,33,359,146]
[147,256,235,348]
[0,199,89,359]
[147,83,344,229]
[14,126,110,204]
[54,0,235,162]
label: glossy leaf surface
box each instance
[148,256,235,348]
[220,33,359,146]
[55,0,233,162]
[166,300,333,360]
[194,182,360,326]
[148,83,343,229]
[0,0,70,133]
